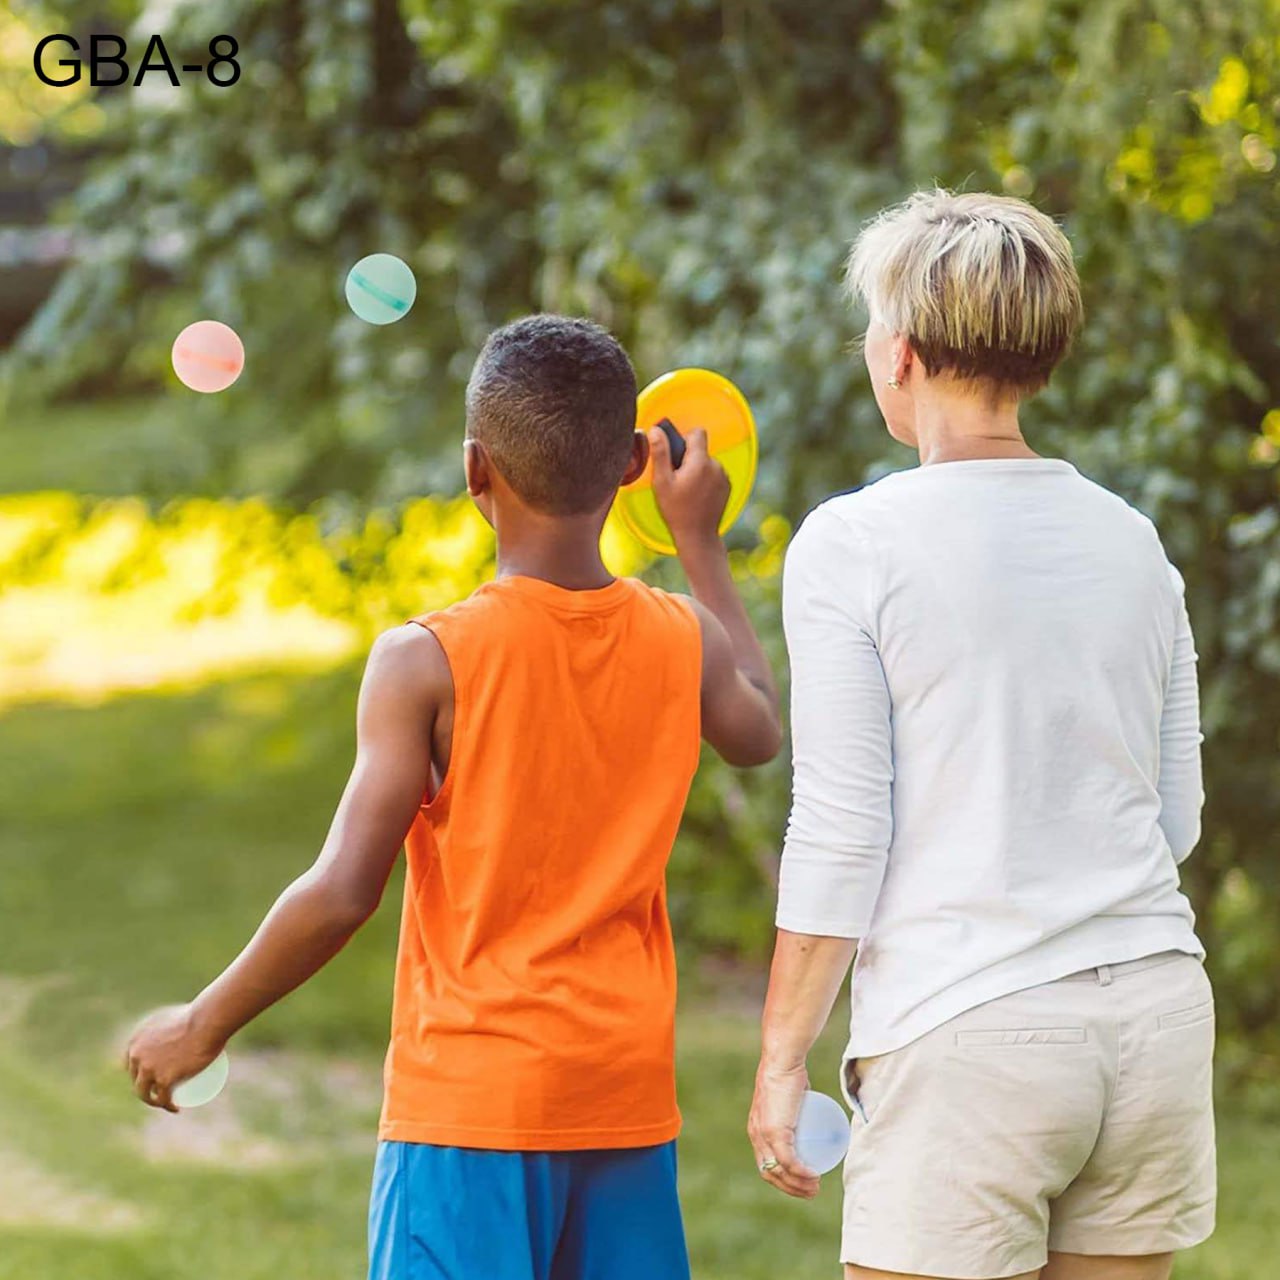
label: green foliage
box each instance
[7,0,1280,1074]
[10,0,536,503]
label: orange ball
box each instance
[171,321,244,393]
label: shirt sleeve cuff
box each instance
[774,908,865,939]
[775,841,886,938]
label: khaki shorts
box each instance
[839,952,1216,1278]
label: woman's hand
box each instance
[748,1057,822,1199]
[123,1003,225,1112]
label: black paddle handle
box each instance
[654,417,687,469]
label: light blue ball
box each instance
[345,253,417,325]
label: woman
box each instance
[748,190,1214,1280]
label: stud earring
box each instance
[887,376,901,390]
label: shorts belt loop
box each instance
[1097,964,1113,987]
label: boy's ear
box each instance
[463,439,495,528]
[620,430,650,487]
[463,439,491,496]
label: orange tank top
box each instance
[378,573,703,1150]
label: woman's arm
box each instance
[1158,563,1204,864]
[749,506,894,1196]
[749,931,857,1198]
[773,508,893,938]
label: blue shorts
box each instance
[367,1140,691,1280]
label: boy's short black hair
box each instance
[465,315,639,515]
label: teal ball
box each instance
[345,253,417,325]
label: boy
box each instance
[125,314,782,1279]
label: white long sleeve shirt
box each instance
[777,458,1205,1057]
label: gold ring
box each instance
[759,1156,780,1172]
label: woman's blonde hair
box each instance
[845,189,1083,395]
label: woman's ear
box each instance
[891,335,915,387]
[620,430,650,487]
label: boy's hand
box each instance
[648,425,731,551]
[124,1003,225,1112]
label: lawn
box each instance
[0,669,1275,1279]
[0,396,339,500]
[0,397,206,498]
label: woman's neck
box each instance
[911,391,1038,466]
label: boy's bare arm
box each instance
[124,624,444,1109]
[190,625,442,1036]
[648,426,783,767]
[686,570,782,767]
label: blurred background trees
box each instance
[2,0,1278,1086]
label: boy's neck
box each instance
[492,510,615,591]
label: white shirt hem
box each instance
[844,917,1204,1059]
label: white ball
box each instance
[172,1050,230,1108]
[793,1089,850,1174]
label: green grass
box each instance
[0,397,198,497]
[0,395,327,499]
[0,670,1275,1279]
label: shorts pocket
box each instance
[841,1057,869,1122]
[955,1027,1087,1047]
[1157,1000,1214,1031]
